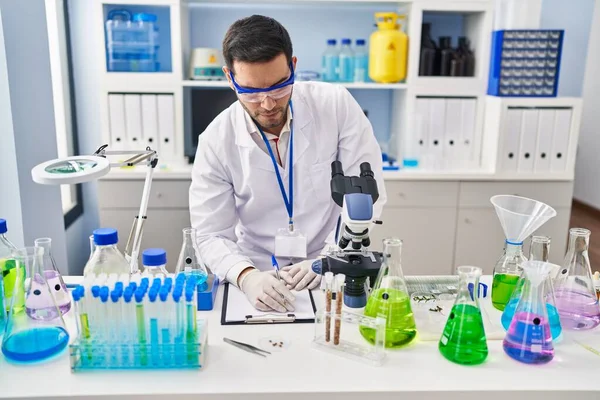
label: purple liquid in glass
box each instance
[555,288,600,330]
[26,270,71,320]
[503,311,554,364]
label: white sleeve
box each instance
[334,85,388,220]
[189,134,254,286]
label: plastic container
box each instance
[369,12,408,83]
[142,248,169,277]
[84,228,131,277]
[105,10,160,72]
[0,219,20,313]
[322,39,339,82]
[338,38,354,83]
[353,39,368,82]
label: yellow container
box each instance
[369,12,408,83]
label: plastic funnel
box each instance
[491,195,557,244]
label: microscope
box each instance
[312,161,384,308]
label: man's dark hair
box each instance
[222,15,293,71]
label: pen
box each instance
[271,255,289,309]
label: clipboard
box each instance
[221,283,317,325]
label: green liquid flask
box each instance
[439,266,488,365]
[360,238,416,348]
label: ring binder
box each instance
[245,314,296,324]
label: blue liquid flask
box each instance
[353,39,368,82]
[322,39,339,82]
[503,261,555,365]
[338,38,354,83]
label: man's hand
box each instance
[241,270,296,312]
[280,259,322,291]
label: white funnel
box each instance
[491,195,557,244]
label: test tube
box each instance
[110,288,122,366]
[324,272,334,343]
[135,288,148,366]
[334,274,345,346]
[100,287,110,363]
[185,288,197,364]
[173,284,184,364]
[159,287,170,366]
[122,287,133,364]
[148,289,160,366]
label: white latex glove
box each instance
[241,270,295,313]
[280,259,322,291]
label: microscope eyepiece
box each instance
[359,162,374,178]
[331,161,344,178]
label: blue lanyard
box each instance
[255,102,294,231]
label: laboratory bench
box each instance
[98,167,575,276]
[0,275,598,400]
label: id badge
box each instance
[274,228,307,258]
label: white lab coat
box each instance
[189,81,387,284]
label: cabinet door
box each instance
[369,207,457,276]
[99,209,191,272]
[455,207,571,274]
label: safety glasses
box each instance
[229,62,295,103]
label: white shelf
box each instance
[182,80,408,90]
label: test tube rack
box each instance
[69,319,207,371]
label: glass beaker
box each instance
[84,228,131,277]
[175,228,208,286]
[359,238,417,348]
[439,266,488,365]
[2,246,70,363]
[142,248,169,277]
[0,219,21,313]
[554,228,600,330]
[501,236,562,340]
[490,195,557,311]
[491,241,527,311]
[33,238,71,316]
[503,260,554,364]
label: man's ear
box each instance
[223,66,234,91]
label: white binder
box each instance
[461,99,478,169]
[517,109,539,173]
[443,99,462,169]
[428,98,446,168]
[501,108,522,173]
[124,94,143,150]
[550,109,572,172]
[108,94,127,150]
[534,109,555,173]
[414,98,430,167]
[157,94,176,161]
[141,95,158,149]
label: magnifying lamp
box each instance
[31,144,159,273]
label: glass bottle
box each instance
[501,236,562,339]
[419,23,437,76]
[359,238,416,348]
[2,246,69,363]
[175,228,208,286]
[491,240,527,311]
[338,38,354,82]
[88,234,96,262]
[353,39,368,82]
[503,260,554,364]
[554,228,600,330]
[84,228,131,277]
[32,238,71,317]
[438,266,488,365]
[0,218,23,313]
[322,39,339,82]
[142,248,168,277]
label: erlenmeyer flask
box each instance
[439,266,488,365]
[0,218,22,313]
[2,246,69,363]
[175,228,208,286]
[554,228,600,330]
[33,238,71,316]
[501,236,562,340]
[359,238,417,348]
[490,195,556,311]
[503,260,554,364]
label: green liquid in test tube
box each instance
[135,297,147,366]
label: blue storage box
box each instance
[487,30,564,97]
[197,274,219,311]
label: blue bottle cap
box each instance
[327,39,337,45]
[164,277,173,287]
[185,289,194,302]
[142,248,167,267]
[0,219,7,234]
[152,277,162,286]
[149,289,158,302]
[175,273,186,283]
[141,277,150,287]
[173,292,181,303]
[93,228,119,246]
[91,285,101,297]
[100,287,109,302]
[124,288,133,303]
[111,290,120,303]
[341,38,351,45]
[356,39,366,46]
[159,289,169,302]
[72,290,80,302]
[128,282,138,291]
[133,13,157,23]
[134,289,145,303]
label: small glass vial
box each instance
[142,248,168,277]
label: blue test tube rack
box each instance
[197,274,219,311]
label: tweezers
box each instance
[223,338,272,357]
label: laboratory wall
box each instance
[574,1,600,209]
[540,0,596,97]
[0,0,68,272]
[0,10,24,249]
